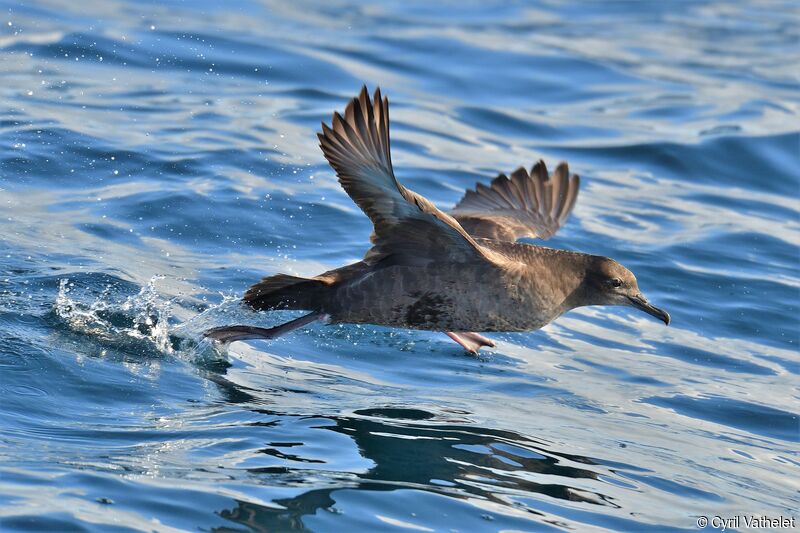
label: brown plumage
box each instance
[451,161,579,241]
[206,86,669,353]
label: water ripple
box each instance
[1,0,798,531]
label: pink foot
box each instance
[461,332,495,348]
[445,331,493,354]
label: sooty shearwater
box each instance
[206,86,670,353]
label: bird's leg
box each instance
[461,332,495,348]
[205,312,327,344]
[445,332,483,354]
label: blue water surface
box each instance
[1,1,798,531]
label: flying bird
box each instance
[206,86,669,353]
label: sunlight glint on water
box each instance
[0,1,797,531]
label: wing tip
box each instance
[318,85,393,175]
[452,159,582,240]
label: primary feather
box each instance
[451,160,580,241]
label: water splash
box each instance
[54,276,175,354]
[171,291,245,338]
[52,276,256,362]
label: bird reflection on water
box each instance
[205,371,611,532]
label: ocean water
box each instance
[1,0,798,531]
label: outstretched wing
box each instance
[450,161,580,241]
[318,86,494,266]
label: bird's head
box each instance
[582,256,670,325]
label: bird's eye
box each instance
[610,278,623,288]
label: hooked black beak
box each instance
[628,294,670,325]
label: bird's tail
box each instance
[204,273,331,343]
[242,273,331,311]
